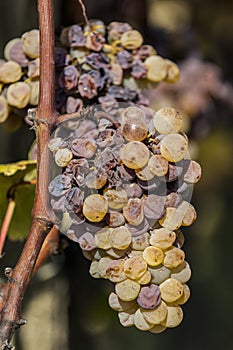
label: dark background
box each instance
[0,1,233,349]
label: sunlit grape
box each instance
[176,284,190,305]
[0,61,22,83]
[153,107,183,134]
[95,227,112,250]
[121,106,148,142]
[161,305,183,328]
[124,255,148,280]
[160,133,188,162]
[145,55,167,82]
[104,188,128,210]
[83,194,108,222]
[22,29,40,58]
[120,141,150,169]
[106,259,127,282]
[108,292,137,312]
[120,30,143,50]
[6,82,30,108]
[142,246,164,267]
[170,261,191,284]
[160,278,183,303]
[55,148,73,167]
[163,247,185,269]
[141,301,168,324]
[115,279,141,301]
[134,308,154,331]
[110,226,132,250]
[149,228,176,250]
[148,155,168,177]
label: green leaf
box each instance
[0,160,37,241]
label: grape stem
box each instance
[0,0,57,346]
[0,200,16,258]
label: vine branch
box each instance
[0,0,56,346]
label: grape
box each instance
[29,79,40,106]
[137,284,161,310]
[176,284,190,305]
[141,301,168,324]
[6,82,30,108]
[78,232,97,251]
[134,308,154,331]
[28,58,40,78]
[95,227,112,250]
[85,170,108,189]
[136,270,152,285]
[118,310,135,327]
[149,228,176,250]
[182,203,197,226]
[159,278,183,303]
[97,256,114,278]
[153,107,183,135]
[107,211,125,228]
[124,256,148,280]
[149,324,167,334]
[148,155,168,177]
[164,59,180,83]
[121,106,148,142]
[106,259,127,282]
[21,29,40,58]
[165,192,182,208]
[120,141,150,169]
[115,279,141,301]
[159,202,189,231]
[0,95,9,123]
[123,198,144,226]
[85,32,105,52]
[71,138,97,158]
[48,175,71,197]
[123,183,143,198]
[82,194,108,222]
[135,165,155,181]
[142,246,164,267]
[165,162,184,182]
[183,160,202,184]
[170,261,192,284]
[120,30,143,50]
[109,63,123,85]
[160,134,188,162]
[48,138,68,153]
[4,38,29,67]
[174,229,185,248]
[78,73,97,99]
[148,265,171,284]
[108,22,132,43]
[126,218,150,237]
[108,292,137,312]
[55,148,73,167]
[144,55,167,82]
[0,61,22,83]
[163,247,185,269]
[89,260,101,278]
[131,232,150,251]
[110,226,132,250]
[161,305,183,328]
[104,188,128,210]
[143,195,166,220]
[106,247,129,259]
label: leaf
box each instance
[0,160,37,241]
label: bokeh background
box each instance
[0,0,233,349]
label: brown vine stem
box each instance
[0,0,56,347]
[0,200,16,258]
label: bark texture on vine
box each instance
[0,0,57,347]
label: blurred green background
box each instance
[0,1,233,349]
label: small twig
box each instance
[33,226,60,274]
[77,0,89,26]
[0,201,16,258]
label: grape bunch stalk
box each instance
[48,104,201,333]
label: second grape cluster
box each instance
[48,104,201,332]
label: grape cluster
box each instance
[0,30,40,123]
[48,104,201,332]
[0,20,179,123]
